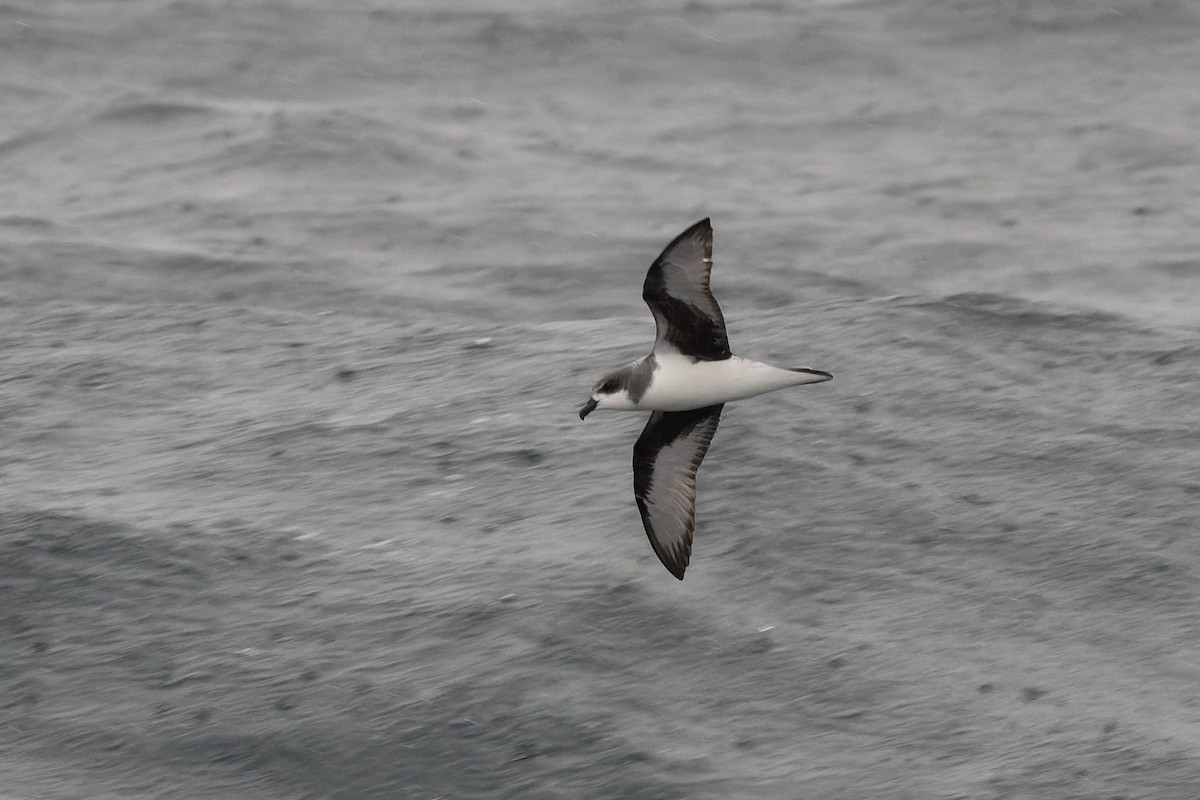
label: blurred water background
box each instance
[3,1,1200,797]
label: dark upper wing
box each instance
[642,218,731,360]
[632,404,724,580]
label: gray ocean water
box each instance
[4,1,1200,797]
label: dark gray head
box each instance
[578,355,656,419]
[579,371,624,419]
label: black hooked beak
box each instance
[579,397,598,420]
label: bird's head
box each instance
[579,371,630,419]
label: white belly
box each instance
[638,354,822,411]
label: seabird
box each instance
[579,218,833,580]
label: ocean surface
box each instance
[4,1,1200,797]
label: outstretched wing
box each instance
[632,404,724,580]
[642,218,731,360]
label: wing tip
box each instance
[653,533,691,581]
[636,497,691,581]
[657,218,712,258]
[659,548,689,580]
[686,217,712,241]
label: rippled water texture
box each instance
[3,1,1200,797]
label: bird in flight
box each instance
[579,218,833,580]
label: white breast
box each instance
[639,353,822,411]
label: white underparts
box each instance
[602,352,830,412]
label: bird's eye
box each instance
[600,377,619,394]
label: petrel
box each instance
[579,218,833,580]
